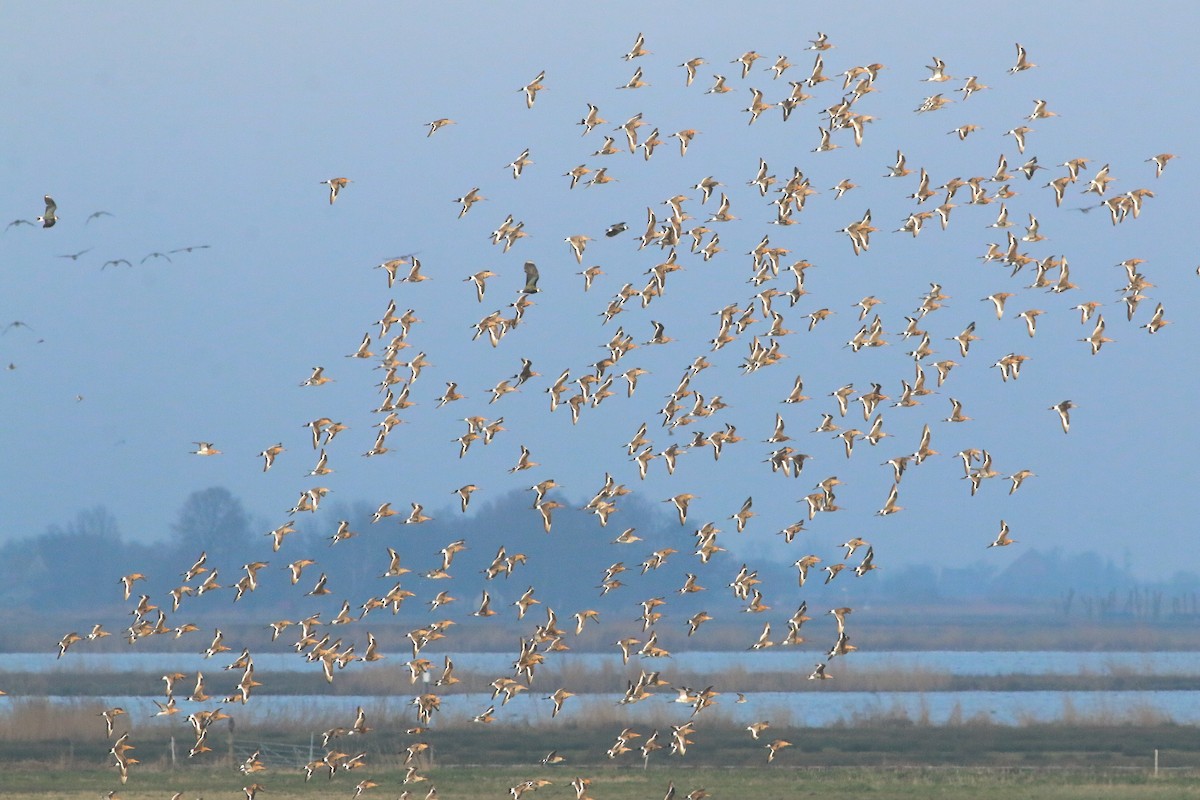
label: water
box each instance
[24,689,1195,728]
[8,651,1196,729]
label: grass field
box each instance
[5,681,1200,798]
[5,765,1200,800]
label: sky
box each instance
[2,1,1196,584]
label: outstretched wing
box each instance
[522,261,540,293]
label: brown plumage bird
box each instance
[320,177,352,204]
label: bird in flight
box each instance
[988,520,1016,548]
[37,195,57,228]
[1146,153,1175,178]
[86,210,114,224]
[623,31,650,61]
[506,148,533,179]
[427,118,456,136]
[320,177,352,204]
[679,57,705,86]
[521,70,545,108]
[1049,400,1075,433]
[15,30,1178,772]
[453,187,485,218]
[301,366,333,387]
[1009,42,1036,74]
[375,254,419,288]
[522,261,540,294]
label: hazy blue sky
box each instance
[3,2,1196,582]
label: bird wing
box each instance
[523,262,540,293]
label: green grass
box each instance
[5,697,1200,798]
[3,722,1200,775]
[5,765,1200,800]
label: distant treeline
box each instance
[3,486,1199,653]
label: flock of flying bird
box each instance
[4,196,211,271]
[34,28,1179,800]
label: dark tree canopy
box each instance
[171,487,252,565]
[0,506,126,610]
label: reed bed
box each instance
[2,693,1198,771]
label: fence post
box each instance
[1154,748,1159,778]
